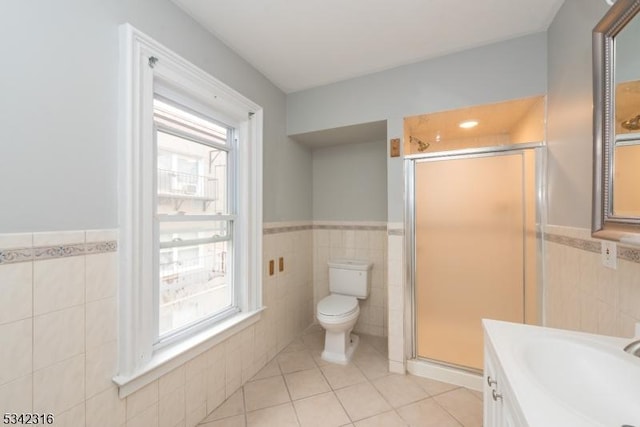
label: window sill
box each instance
[113,307,264,398]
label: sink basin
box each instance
[521,336,640,426]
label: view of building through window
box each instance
[154,99,234,337]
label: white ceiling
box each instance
[171,0,565,93]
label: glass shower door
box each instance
[414,152,525,371]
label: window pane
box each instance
[159,221,229,245]
[154,96,235,339]
[154,99,229,146]
[159,240,231,337]
[156,132,228,215]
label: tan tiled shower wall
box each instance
[0,225,314,427]
[544,225,640,338]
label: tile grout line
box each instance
[82,237,87,423]
[242,385,248,427]
[366,377,398,422]
[354,356,406,424]
[325,336,390,424]
[30,232,34,414]
[310,345,355,425]
[279,362,302,426]
[432,398,466,427]
[433,388,476,427]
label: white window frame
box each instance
[114,24,263,397]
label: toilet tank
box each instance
[328,259,373,299]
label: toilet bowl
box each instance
[317,259,372,364]
[317,294,360,364]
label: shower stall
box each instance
[404,144,543,382]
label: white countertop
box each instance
[483,320,640,427]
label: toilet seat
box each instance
[317,294,358,317]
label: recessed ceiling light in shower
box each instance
[459,120,479,129]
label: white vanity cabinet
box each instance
[483,319,640,426]
[483,330,526,427]
[483,345,501,426]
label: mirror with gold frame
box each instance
[593,0,640,242]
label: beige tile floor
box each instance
[198,325,483,427]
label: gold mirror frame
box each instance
[592,0,640,241]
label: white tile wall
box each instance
[33,306,85,370]
[185,354,207,425]
[33,354,85,414]
[33,230,85,246]
[85,387,125,427]
[0,375,32,414]
[0,225,314,427]
[34,257,84,315]
[85,297,117,350]
[545,225,640,337]
[85,340,118,399]
[0,319,32,384]
[386,232,405,374]
[205,345,225,414]
[126,381,158,421]
[0,232,32,249]
[85,252,117,302]
[312,224,388,337]
[0,262,32,324]
[263,226,314,353]
[55,402,86,427]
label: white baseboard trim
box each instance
[388,360,405,374]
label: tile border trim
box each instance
[263,222,388,235]
[0,220,392,261]
[545,231,640,264]
[313,224,387,231]
[544,232,601,254]
[263,224,312,235]
[618,246,640,263]
[0,241,118,265]
[5,228,636,263]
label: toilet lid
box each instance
[318,295,358,317]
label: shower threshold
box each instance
[407,357,483,391]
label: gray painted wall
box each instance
[0,0,311,232]
[546,0,608,228]
[287,33,548,136]
[312,141,387,222]
[4,0,606,231]
[287,33,548,222]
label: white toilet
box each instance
[317,259,372,364]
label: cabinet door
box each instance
[502,398,517,427]
[484,347,502,427]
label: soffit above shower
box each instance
[290,120,387,149]
[170,0,565,93]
